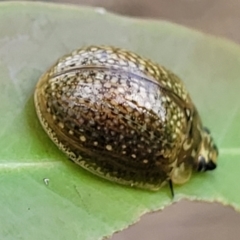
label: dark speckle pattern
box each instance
[34,46,218,190]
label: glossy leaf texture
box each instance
[0,2,239,240]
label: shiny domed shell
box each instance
[34,45,218,191]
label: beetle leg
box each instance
[168,179,174,199]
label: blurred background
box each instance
[27,0,240,44]
[9,0,240,239]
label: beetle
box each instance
[34,45,218,196]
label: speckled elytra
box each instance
[34,45,218,195]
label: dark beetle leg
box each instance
[169,179,174,199]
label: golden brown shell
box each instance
[34,46,217,190]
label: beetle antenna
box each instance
[169,179,174,199]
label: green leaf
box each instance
[0,2,239,240]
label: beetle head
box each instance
[196,127,218,172]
